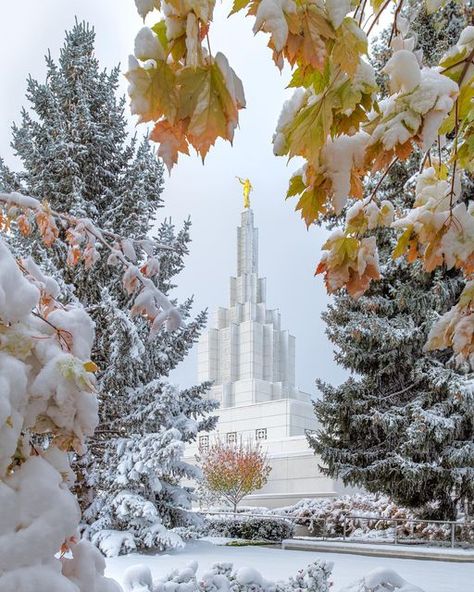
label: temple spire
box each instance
[198,200,301,398]
[237,208,258,280]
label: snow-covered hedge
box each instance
[123,559,332,592]
[204,514,294,542]
[273,494,474,544]
[279,494,411,537]
[123,561,426,592]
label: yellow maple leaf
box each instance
[126,60,178,124]
[370,0,387,9]
[228,0,253,16]
[332,18,368,76]
[83,360,99,373]
[393,227,413,260]
[299,4,335,71]
[294,185,329,227]
[184,63,239,159]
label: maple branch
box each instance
[0,191,182,330]
[365,0,393,37]
[419,149,431,173]
[441,55,474,75]
[0,193,175,253]
[388,0,405,47]
[367,158,399,203]
[205,32,212,60]
[355,0,369,27]
[31,310,73,351]
[449,99,460,211]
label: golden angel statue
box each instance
[236,177,253,209]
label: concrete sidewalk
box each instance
[281,538,474,562]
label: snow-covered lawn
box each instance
[105,540,471,592]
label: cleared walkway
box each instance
[282,538,474,562]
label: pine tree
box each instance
[0,21,217,548]
[309,6,474,520]
[83,381,217,557]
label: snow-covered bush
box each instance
[122,560,425,592]
[123,559,333,592]
[339,568,424,592]
[0,237,120,591]
[274,494,474,544]
[281,494,411,537]
[205,514,294,542]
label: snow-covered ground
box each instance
[105,540,471,592]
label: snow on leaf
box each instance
[134,27,166,61]
[123,267,140,294]
[253,0,296,54]
[126,57,178,124]
[135,0,162,19]
[316,232,380,298]
[325,0,351,29]
[425,281,474,369]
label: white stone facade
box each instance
[186,208,339,508]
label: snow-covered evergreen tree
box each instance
[84,381,217,557]
[0,21,217,549]
[310,6,474,520]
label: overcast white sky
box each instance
[0,0,353,394]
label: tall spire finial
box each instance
[236,177,253,209]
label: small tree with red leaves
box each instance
[201,439,271,513]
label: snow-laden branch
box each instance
[0,236,121,590]
[0,191,183,337]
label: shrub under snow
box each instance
[123,559,333,592]
[339,568,424,592]
[122,561,426,592]
[205,514,294,542]
[275,494,474,544]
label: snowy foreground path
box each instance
[105,540,471,592]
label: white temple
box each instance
[186,202,340,508]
